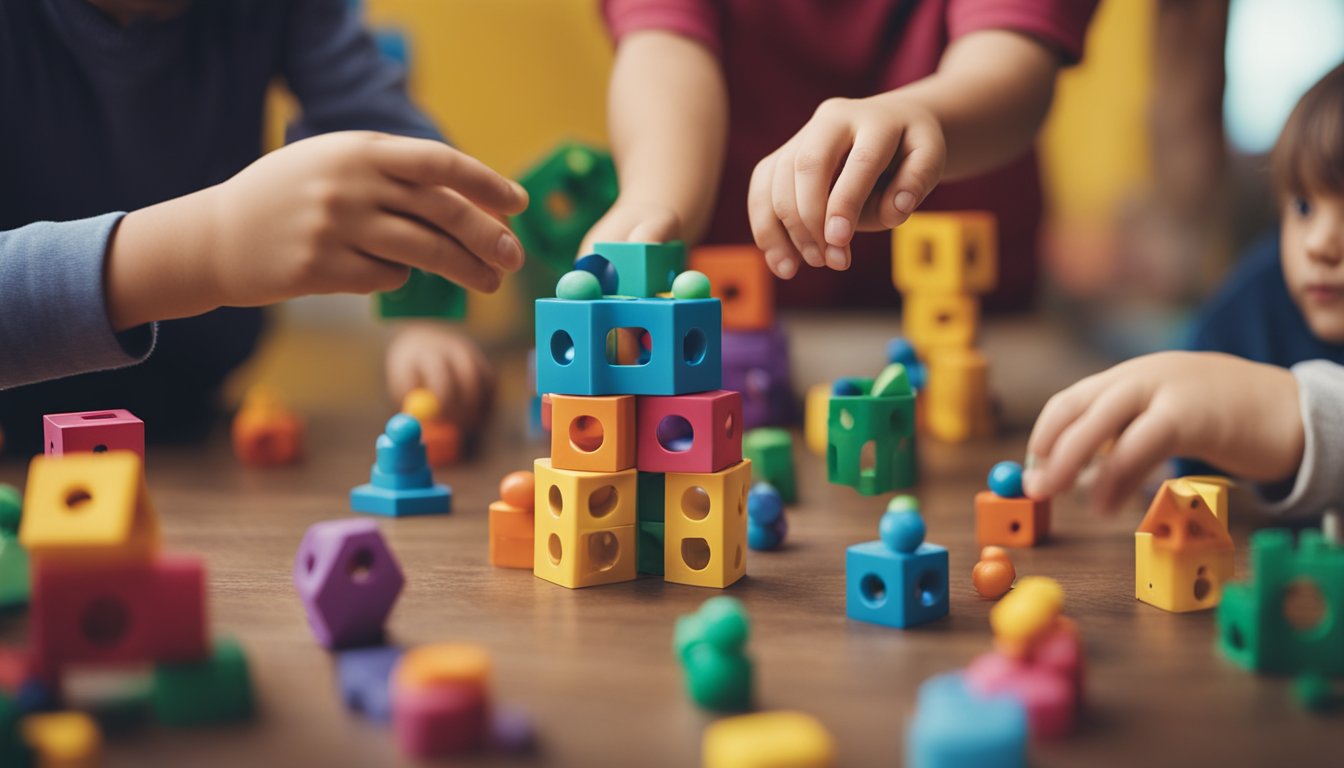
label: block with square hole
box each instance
[549,394,635,472]
[535,297,722,396]
[511,143,618,277]
[664,460,752,589]
[891,211,997,295]
[688,245,776,331]
[592,241,687,297]
[923,348,993,443]
[638,520,665,576]
[845,507,948,629]
[20,451,158,561]
[826,373,916,496]
[532,459,637,589]
[742,428,796,503]
[636,390,743,474]
[901,293,979,354]
[376,268,467,320]
[29,554,206,675]
[293,519,405,649]
[43,410,144,459]
[975,492,1050,549]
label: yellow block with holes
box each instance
[703,711,836,768]
[804,384,830,457]
[664,460,751,589]
[1135,533,1234,613]
[901,293,979,354]
[990,576,1064,656]
[891,212,998,295]
[19,452,157,561]
[532,458,636,589]
[923,348,993,443]
[20,711,102,768]
[393,643,490,692]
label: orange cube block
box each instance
[975,491,1050,548]
[549,395,636,473]
[421,420,462,469]
[489,501,533,569]
[232,408,304,467]
[689,245,775,331]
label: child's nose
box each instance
[1305,218,1344,266]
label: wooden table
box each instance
[1,316,1337,767]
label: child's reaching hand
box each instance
[1023,352,1305,515]
[748,94,946,279]
[578,198,682,257]
[385,321,496,431]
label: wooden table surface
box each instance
[1,317,1337,768]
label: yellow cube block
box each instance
[703,711,835,768]
[901,293,979,353]
[1135,533,1234,613]
[20,711,102,768]
[665,460,751,589]
[19,451,158,561]
[803,384,830,457]
[891,211,997,295]
[923,348,992,443]
[533,459,638,589]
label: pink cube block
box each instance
[636,390,743,473]
[965,651,1076,740]
[43,410,144,458]
[393,682,489,758]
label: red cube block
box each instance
[393,682,489,758]
[636,390,743,473]
[43,410,144,458]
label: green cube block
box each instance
[512,143,618,278]
[638,520,665,576]
[591,241,686,297]
[637,472,666,523]
[826,371,916,496]
[742,428,797,503]
[0,533,29,609]
[152,637,254,726]
[0,484,20,535]
[376,269,466,320]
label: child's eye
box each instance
[1293,197,1311,217]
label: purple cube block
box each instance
[293,519,405,649]
[722,326,795,429]
[337,645,405,722]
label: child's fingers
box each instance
[1023,372,1111,477]
[792,131,850,264]
[626,209,681,244]
[1028,384,1145,501]
[1088,408,1175,515]
[373,135,528,215]
[868,121,945,230]
[360,216,503,293]
[391,184,524,273]
[825,128,898,249]
[337,250,412,295]
[770,151,827,270]
[747,157,802,279]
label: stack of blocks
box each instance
[1135,476,1234,612]
[533,242,751,589]
[689,246,794,429]
[976,461,1050,549]
[22,411,253,726]
[891,212,998,442]
[674,597,753,712]
[827,364,916,496]
[845,496,948,628]
[350,414,452,517]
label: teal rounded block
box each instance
[906,673,1027,768]
[351,483,452,517]
[846,540,948,629]
[671,270,712,299]
[683,644,752,713]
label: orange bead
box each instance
[980,546,1010,563]
[499,471,535,510]
[972,558,1016,600]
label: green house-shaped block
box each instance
[376,269,466,320]
[827,366,916,496]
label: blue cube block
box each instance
[350,483,451,517]
[535,297,721,396]
[337,646,404,723]
[846,540,948,628]
[592,241,686,297]
[906,673,1027,768]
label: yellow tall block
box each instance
[1135,535,1235,613]
[902,293,979,353]
[803,384,831,457]
[664,460,751,589]
[892,212,998,295]
[19,451,157,561]
[20,711,102,768]
[703,711,836,768]
[922,349,992,443]
[532,459,636,588]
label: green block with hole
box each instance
[0,484,20,535]
[638,520,665,576]
[0,533,29,609]
[826,371,916,496]
[592,241,686,298]
[376,269,466,320]
[512,143,618,279]
[152,636,254,726]
[1217,528,1344,677]
[742,428,797,503]
[637,472,665,523]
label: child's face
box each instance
[1281,191,1344,343]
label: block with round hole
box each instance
[975,492,1050,549]
[636,390,743,474]
[592,241,687,297]
[42,410,144,459]
[826,375,916,496]
[293,519,405,649]
[664,460,752,589]
[901,293,979,353]
[19,451,158,562]
[891,211,998,295]
[511,142,618,277]
[549,395,636,472]
[535,297,722,396]
[845,526,948,629]
[532,459,637,589]
[923,348,993,443]
[688,245,776,331]
[1135,534,1233,613]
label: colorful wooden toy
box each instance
[924,348,993,443]
[391,643,491,758]
[1135,477,1235,612]
[746,483,786,552]
[591,241,687,297]
[703,711,835,768]
[401,388,462,468]
[376,268,466,319]
[511,142,618,279]
[532,459,637,589]
[293,519,405,649]
[906,672,1027,768]
[987,462,1024,498]
[674,597,753,712]
[42,410,143,459]
[20,451,158,561]
[350,414,452,517]
[18,710,101,767]
[489,471,535,570]
[975,462,1050,548]
[846,498,948,628]
[232,388,305,467]
[973,546,1016,600]
[742,427,797,503]
[636,390,743,474]
[550,394,636,472]
[721,325,795,430]
[664,460,752,589]
[671,270,712,300]
[827,365,916,496]
[688,245,776,331]
[337,646,405,723]
[891,211,998,296]
[151,636,254,726]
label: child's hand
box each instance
[385,321,496,431]
[747,95,946,279]
[1023,352,1304,514]
[211,131,528,305]
[578,198,682,257]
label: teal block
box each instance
[827,371,916,496]
[638,521,664,576]
[0,533,29,609]
[637,472,665,523]
[742,428,796,503]
[152,637,254,726]
[376,269,466,320]
[512,143,618,277]
[592,241,686,297]
[906,673,1027,768]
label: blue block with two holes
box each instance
[535,297,721,396]
[845,503,948,628]
[591,241,687,297]
[351,415,452,517]
[906,673,1028,768]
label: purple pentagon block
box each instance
[722,325,795,429]
[294,519,405,650]
[337,645,405,722]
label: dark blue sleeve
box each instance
[281,0,441,140]
[1186,231,1283,362]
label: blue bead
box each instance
[747,482,783,526]
[987,461,1024,498]
[887,337,918,367]
[573,253,619,295]
[831,378,863,396]
[908,362,927,392]
[879,508,925,553]
[384,414,421,445]
[748,519,787,551]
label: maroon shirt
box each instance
[603,0,1097,310]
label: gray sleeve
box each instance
[1257,359,1344,518]
[0,213,155,389]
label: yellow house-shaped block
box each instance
[19,451,158,561]
[1135,477,1234,612]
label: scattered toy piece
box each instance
[151,636,254,726]
[401,388,462,468]
[391,643,491,758]
[1135,477,1234,612]
[675,597,753,712]
[232,387,305,467]
[973,546,1016,600]
[489,471,535,569]
[337,646,405,722]
[987,461,1023,498]
[351,414,452,517]
[746,483,786,551]
[294,519,405,649]
[703,711,835,768]
[846,497,948,629]
[906,672,1027,768]
[975,461,1049,548]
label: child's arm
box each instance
[751,30,1062,278]
[1020,352,1344,517]
[579,29,728,254]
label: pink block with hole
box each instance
[636,390,743,473]
[43,410,144,458]
[964,651,1077,740]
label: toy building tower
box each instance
[1134,476,1234,612]
[533,242,750,589]
[891,212,998,442]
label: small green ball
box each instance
[556,270,603,300]
[672,270,712,300]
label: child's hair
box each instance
[1273,61,1344,199]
